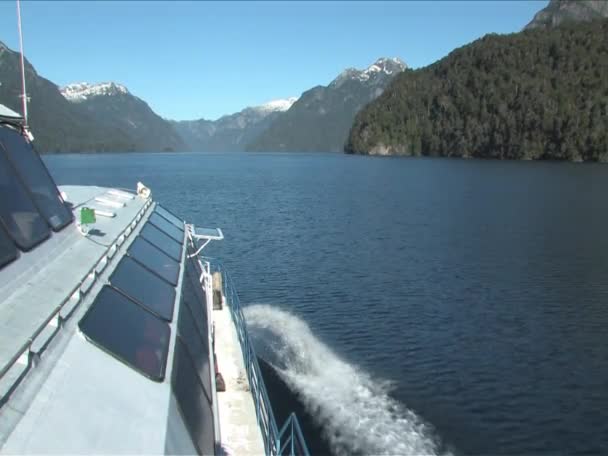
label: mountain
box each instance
[0,41,135,153]
[60,82,186,152]
[246,57,407,153]
[0,40,185,153]
[525,0,608,29]
[346,19,608,161]
[171,97,297,152]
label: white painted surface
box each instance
[214,301,265,456]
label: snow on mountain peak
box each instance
[254,96,299,113]
[331,57,407,87]
[60,82,129,102]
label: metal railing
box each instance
[203,257,310,456]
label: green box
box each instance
[80,207,96,225]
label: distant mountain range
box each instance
[246,58,406,153]
[171,97,297,152]
[1,0,605,155]
[525,0,608,30]
[0,39,403,153]
[171,57,406,154]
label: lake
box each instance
[45,152,608,455]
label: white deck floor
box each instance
[214,301,265,456]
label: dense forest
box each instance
[346,19,608,161]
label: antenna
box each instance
[16,0,29,127]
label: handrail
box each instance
[203,257,310,456]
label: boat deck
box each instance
[214,300,265,455]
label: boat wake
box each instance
[243,304,446,456]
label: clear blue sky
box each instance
[0,1,546,121]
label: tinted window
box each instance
[0,127,73,231]
[0,223,18,268]
[140,223,182,261]
[183,257,209,338]
[0,145,49,250]
[110,256,176,321]
[128,237,179,286]
[172,338,215,455]
[155,205,184,231]
[149,213,184,243]
[178,295,211,395]
[79,286,170,381]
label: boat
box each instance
[0,3,310,455]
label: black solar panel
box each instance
[0,144,50,250]
[127,237,179,285]
[170,255,215,454]
[171,338,215,455]
[110,256,176,321]
[148,213,184,243]
[178,291,211,393]
[0,127,73,231]
[79,285,171,381]
[183,257,209,338]
[0,222,18,268]
[140,223,182,261]
[155,205,184,231]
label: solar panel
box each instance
[0,144,50,250]
[127,237,179,286]
[140,223,182,261]
[155,205,184,231]
[148,213,184,243]
[178,287,211,392]
[0,127,73,231]
[171,338,215,455]
[0,222,18,268]
[183,257,209,338]
[110,256,176,321]
[79,285,171,381]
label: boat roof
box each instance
[0,123,213,454]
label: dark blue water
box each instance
[46,152,608,455]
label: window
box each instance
[177,291,211,394]
[172,338,215,456]
[127,237,179,286]
[183,257,209,339]
[109,256,176,321]
[0,223,18,268]
[148,213,184,243]
[79,285,170,381]
[140,222,182,261]
[0,127,73,231]
[0,145,50,250]
[170,256,214,455]
[155,205,184,231]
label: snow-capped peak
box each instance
[331,57,407,87]
[254,96,299,113]
[60,82,129,102]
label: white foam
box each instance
[244,304,445,456]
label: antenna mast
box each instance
[16,0,29,127]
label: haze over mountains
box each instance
[171,97,298,152]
